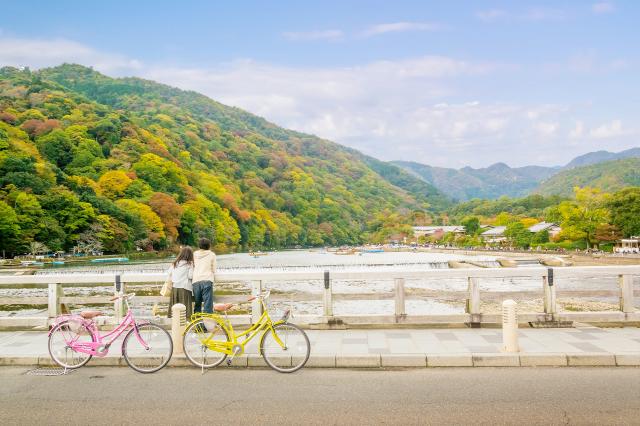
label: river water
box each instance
[1,249,636,317]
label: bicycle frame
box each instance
[50,308,150,357]
[189,298,286,356]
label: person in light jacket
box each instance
[192,238,216,314]
[167,246,194,320]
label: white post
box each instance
[323,270,333,317]
[114,276,126,322]
[619,274,635,313]
[171,303,186,355]
[543,269,557,315]
[47,283,62,318]
[466,277,481,314]
[394,278,406,317]
[502,299,519,352]
[251,280,263,324]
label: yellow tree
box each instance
[558,187,611,248]
[96,170,132,199]
[115,199,165,244]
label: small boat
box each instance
[335,249,357,255]
[249,251,268,258]
[361,249,384,253]
[90,257,129,263]
[20,260,44,266]
[21,261,45,267]
[52,260,65,265]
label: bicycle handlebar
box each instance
[109,293,135,302]
[247,290,271,302]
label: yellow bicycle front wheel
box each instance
[260,323,310,373]
[183,318,230,369]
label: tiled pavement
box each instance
[1,327,639,358]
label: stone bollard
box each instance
[502,299,519,353]
[171,303,186,355]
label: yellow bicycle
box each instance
[182,290,311,373]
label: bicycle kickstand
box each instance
[226,347,241,366]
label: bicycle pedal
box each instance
[226,359,232,366]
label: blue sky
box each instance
[1,0,638,168]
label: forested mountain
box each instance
[393,161,559,201]
[394,147,640,201]
[0,64,446,256]
[564,148,640,169]
[535,157,640,196]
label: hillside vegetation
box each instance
[536,158,640,197]
[0,64,445,256]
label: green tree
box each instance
[462,216,480,235]
[558,187,610,247]
[504,222,531,248]
[36,129,74,169]
[607,187,640,237]
[132,153,187,196]
[40,188,96,248]
[0,200,21,255]
[531,229,550,245]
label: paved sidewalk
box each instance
[1,326,639,367]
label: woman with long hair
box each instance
[167,246,194,320]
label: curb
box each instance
[2,353,639,368]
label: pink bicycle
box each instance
[48,293,173,373]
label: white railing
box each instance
[0,265,638,326]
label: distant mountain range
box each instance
[393,147,640,200]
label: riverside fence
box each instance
[0,265,639,328]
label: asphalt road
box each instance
[1,366,639,425]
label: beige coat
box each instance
[193,249,216,283]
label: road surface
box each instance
[1,366,638,425]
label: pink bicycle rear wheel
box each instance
[48,319,95,369]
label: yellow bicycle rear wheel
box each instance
[183,318,230,368]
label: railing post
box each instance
[47,283,62,318]
[114,274,126,322]
[619,274,635,313]
[171,303,186,355]
[466,277,481,326]
[323,270,333,317]
[543,268,557,316]
[394,278,406,318]
[502,299,519,352]
[251,280,263,323]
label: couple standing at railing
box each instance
[165,238,217,320]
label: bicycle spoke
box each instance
[122,323,172,373]
[261,323,310,373]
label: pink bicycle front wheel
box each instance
[122,322,173,373]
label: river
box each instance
[0,249,635,317]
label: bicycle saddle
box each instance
[79,310,103,319]
[213,303,234,312]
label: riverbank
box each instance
[407,247,640,266]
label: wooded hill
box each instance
[0,64,447,256]
[394,147,640,201]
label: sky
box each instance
[0,0,638,168]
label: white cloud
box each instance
[0,37,142,74]
[282,29,343,41]
[589,120,626,139]
[476,9,508,22]
[592,2,615,14]
[535,122,559,136]
[360,22,443,37]
[477,7,564,22]
[0,35,637,168]
[569,121,585,139]
[543,51,631,74]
